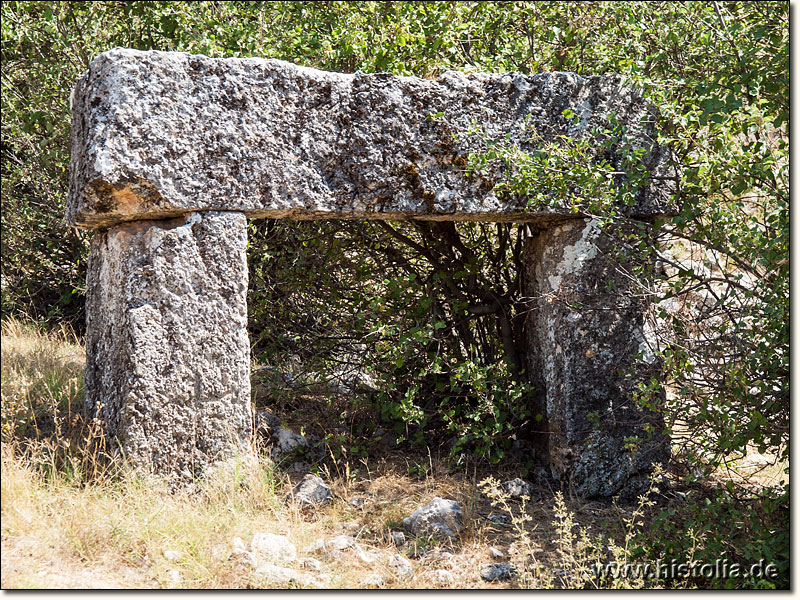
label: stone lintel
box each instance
[67,48,677,229]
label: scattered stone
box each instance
[327,535,356,552]
[272,426,308,457]
[231,537,247,551]
[301,557,323,572]
[419,549,455,565]
[434,569,455,586]
[304,539,327,555]
[363,574,384,588]
[304,536,357,557]
[391,531,406,547]
[230,549,257,568]
[355,544,378,564]
[480,563,517,582]
[484,513,510,527]
[289,474,332,507]
[163,550,182,563]
[255,413,325,466]
[338,520,362,535]
[348,496,365,508]
[489,547,505,559]
[389,553,414,578]
[229,537,257,567]
[231,535,247,550]
[254,563,305,586]
[166,569,182,585]
[402,497,463,539]
[250,532,297,564]
[254,410,281,436]
[500,478,533,499]
[434,551,454,563]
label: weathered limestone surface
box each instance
[70,49,677,495]
[67,48,676,228]
[84,211,252,482]
[525,218,669,499]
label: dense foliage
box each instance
[1,2,788,587]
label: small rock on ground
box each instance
[272,426,307,455]
[389,553,414,577]
[434,569,455,586]
[231,536,246,551]
[230,547,257,568]
[254,563,305,586]
[304,539,327,555]
[327,535,356,551]
[480,563,517,582]
[391,531,406,546]
[500,478,533,499]
[363,574,384,588]
[355,544,378,564]
[251,532,297,563]
[163,550,182,562]
[484,513,510,526]
[305,535,356,556]
[402,497,463,539]
[166,569,182,585]
[289,474,332,507]
[301,557,323,571]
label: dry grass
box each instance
[1,318,84,442]
[0,319,558,588]
[3,433,640,589]
[1,317,787,589]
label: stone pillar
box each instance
[525,218,669,499]
[84,211,252,484]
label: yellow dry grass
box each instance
[0,318,557,589]
[1,317,786,589]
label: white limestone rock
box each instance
[433,569,455,586]
[289,474,333,507]
[250,532,297,564]
[389,553,414,578]
[480,563,517,582]
[402,497,463,539]
[254,563,307,586]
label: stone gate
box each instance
[67,49,677,497]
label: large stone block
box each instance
[525,218,669,498]
[67,49,676,229]
[84,211,252,483]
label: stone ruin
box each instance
[67,48,678,497]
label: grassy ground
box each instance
[0,318,788,589]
